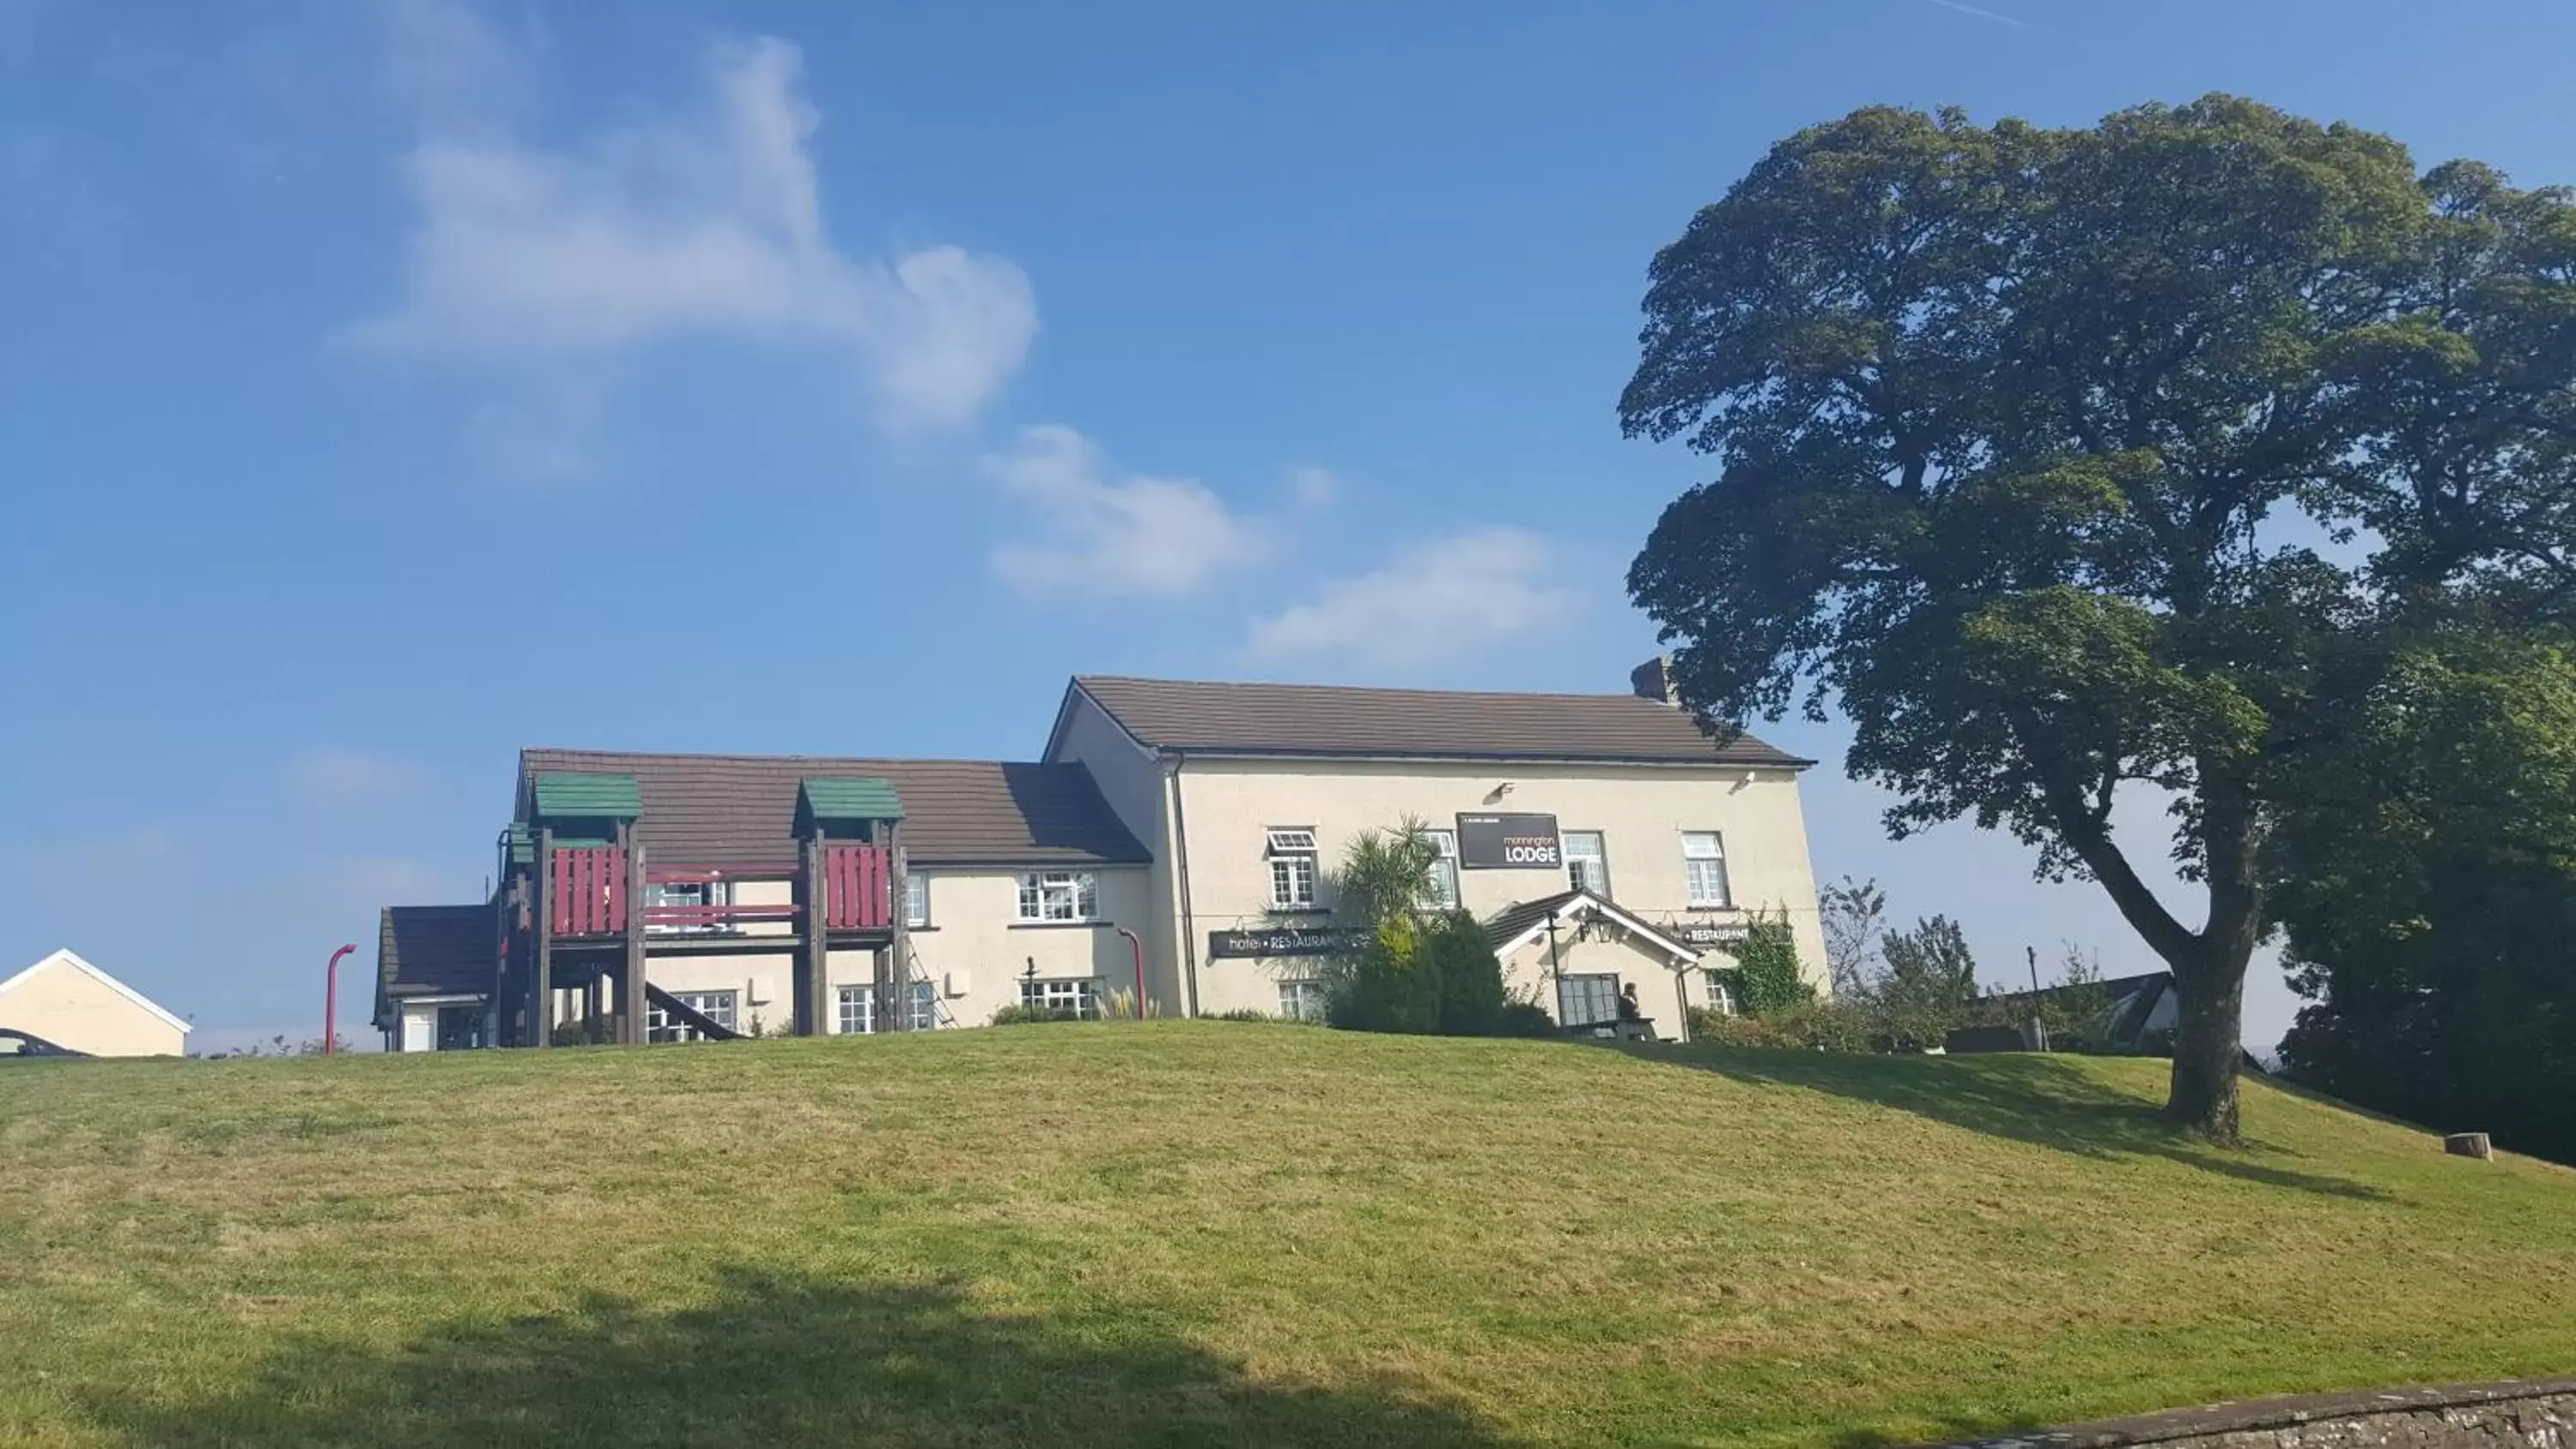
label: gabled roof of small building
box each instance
[1056,676,1812,768]
[1482,888,1706,967]
[0,949,191,1034]
[515,749,1151,870]
[375,905,497,1027]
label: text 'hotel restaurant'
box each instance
[374,664,1828,1051]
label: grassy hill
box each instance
[2,1022,2571,1447]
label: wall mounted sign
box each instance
[1674,920,1750,946]
[1455,812,1563,870]
[1207,926,1372,960]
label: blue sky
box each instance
[7,0,2572,1052]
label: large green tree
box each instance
[1620,96,2576,1140]
[2270,635,2576,1162]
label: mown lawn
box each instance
[1,1022,2570,1447]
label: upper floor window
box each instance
[1267,828,1319,910]
[1425,828,1461,909]
[904,872,931,928]
[1681,832,1732,909]
[1017,870,1099,923]
[1564,831,1610,899]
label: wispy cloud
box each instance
[987,426,1264,597]
[288,749,426,809]
[1915,0,2029,26]
[348,7,1036,472]
[1245,527,1577,670]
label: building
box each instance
[0,949,191,1057]
[374,665,1827,1048]
[1044,670,1826,1034]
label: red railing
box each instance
[550,846,892,937]
[551,846,628,937]
[824,844,893,931]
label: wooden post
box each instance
[623,839,647,1045]
[887,818,912,1032]
[532,827,554,1048]
[799,829,827,1036]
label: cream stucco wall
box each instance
[1046,695,1183,1016]
[1165,757,1827,1018]
[0,955,187,1057]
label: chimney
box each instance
[1630,657,1678,706]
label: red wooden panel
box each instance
[552,851,571,936]
[867,845,889,928]
[607,847,627,933]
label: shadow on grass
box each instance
[82,1268,1514,1449]
[1622,1043,2391,1203]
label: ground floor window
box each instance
[434,1004,486,1051]
[836,985,874,1036]
[1277,979,1327,1021]
[1555,973,1619,1028]
[647,989,738,1043]
[1703,971,1736,1017]
[839,982,939,1034]
[1021,977,1096,1018]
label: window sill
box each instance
[1266,906,1334,916]
[905,925,938,932]
[1008,920,1111,931]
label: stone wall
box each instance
[1941,1378,2576,1448]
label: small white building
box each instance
[0,949,191,1057]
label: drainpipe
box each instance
[1169,751,1201,1018]
[1114,925,1147,1017]
[324,943,354,1055]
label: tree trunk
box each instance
[2164,943,2250,1144]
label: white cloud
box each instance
[348,23,1035,435]
[288,749,426,808]
[987,425,1262,597]
[1246,527,1577,669]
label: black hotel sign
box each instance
[1456,812,1562,870]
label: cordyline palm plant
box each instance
[1269,816,1443,1009]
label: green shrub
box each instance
[1690,997,1872,1051]
[1707,911,1815,1019]
[1210,1008,1273,1022]
[1497,999,1559,1038]
[1424,911,1510,1036]
[989,1004,1085,1027]
[1327,927,1442,1034]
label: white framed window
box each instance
[1564,831,1610,899]
[1020,977,1097,1017]
[643,879,730,935]
[1017,871,1100,922]
[1267,827,1320,910]
[1277,979,1327,1021]
[836,984,874,1036]
[1681,832,1732,909]
[1425,828,1461,909]
[647,988,738,1043]
[1703,972,1736,1017]
[904,873,931,928]
[1270,854,1317,910]
[841,981,938,1034]
[1556,973,1619,1028]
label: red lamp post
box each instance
[1113,925,1147,1017]
[324,943,355,1055]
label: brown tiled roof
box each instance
[375,904,496,1027]
[515,749,1151,870]
[1066,676,1812,768]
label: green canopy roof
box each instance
[800,776,904,822]
[533,772,641,821]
